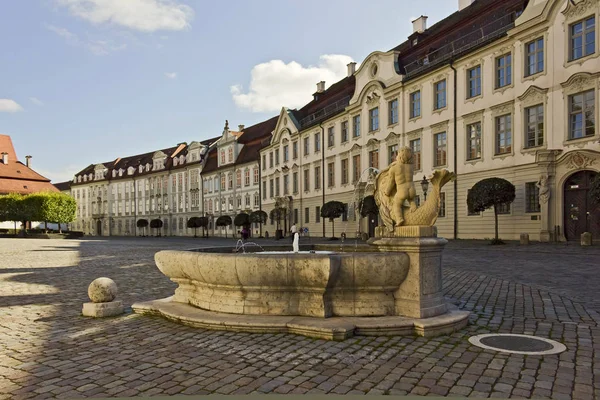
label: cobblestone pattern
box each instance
[0,238,598,399]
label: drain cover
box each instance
[469,334,566,355]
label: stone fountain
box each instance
[132,147,469,340]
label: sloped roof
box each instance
[0,134,59,195]
[54,181,72,191]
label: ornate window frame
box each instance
[561,72,600,147]
[406,128,423,172]
[562,0,599,68]
[464,58,484,103]
[462,110,485,165]
[518,85,548,154]
[432,73,449,115]
[520,29,549,83]
[492,45,515,95]
[490,100,516,160]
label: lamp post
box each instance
[421,176,429,201]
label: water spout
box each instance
[293,232,299,253]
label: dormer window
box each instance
[139,165,143,173]
[89,173,93,180]
[173,158,178,166]
[412,38,418,46]
[119,169,123,177]
[83,175,87,182]
[146,163,150,171]
[179,155,184,164]
[220,150,225,164]
[128,167,134,175]
[228,147,233,163]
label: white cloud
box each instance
[0,99,24,113]
[56,0,194,32]
[164,72,177,79]
[231,55,356,113]
[30,97,44,106]
[45,24,126,55]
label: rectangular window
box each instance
[342,204,348,222]
[341,121,349,142]
[434,133,447,167]
[369,149,379,170]
[410,91,421,118]
[304,137,309,156]
[316,206,321,223]
[525,38,544,76]
[495,115,512,155]
[369,107,379,131]
[438,192,446,217]
[283,174,289,195]
[269,152,273,168]
[305,207,309,223]
[283,145,289,162]
[263,181,267,199]
[497,202,511,215]
[292,141,298,159]
[315,132,321,152]
[525,104,544,148]
[467,66,481,98]
[293,172,298,194]
[221,175,225,191]
[466,122,482,160]
[314,166,321,190]
[434,80,446,110]
[341,159,349,185]
[525,182,541,213]
[303,169,309,191]
[327,162,335,187]
[570,16,595,61]
[254,168,259,184]
[353,115,361,138]
[569,90,595,139]
[327,127,335,147]
[244,169,250,186]
[275,149,280,165]
[410,138,421,170]
[388,144,399,165]
[275,177,280,196]
[293,208,298,224]
[352,154,361,183]
[389,99,398,125]
[262,155,266,170]
[495,53,512,88]
[269,179,274,198]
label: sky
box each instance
[1,0,458,183]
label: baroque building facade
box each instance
[67,0,599,241]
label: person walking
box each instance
[290,223,297,242]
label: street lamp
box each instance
[420,176,429,201]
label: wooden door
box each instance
[564,170,599,240]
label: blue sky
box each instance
[1,0,457,183]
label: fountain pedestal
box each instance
[368,235,447,319]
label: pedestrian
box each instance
[290,223,297,242]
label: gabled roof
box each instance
[0,134,59,195]
[54,181,72,191]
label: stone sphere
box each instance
[88,277,118,303]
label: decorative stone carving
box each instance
[366,91,381,105]
[561,72,597,94]
[431,120,449,133]
[374,147,455,231]
[518,85,548,105]
[537,175,550,204]
[566,152,597,169]
[491,100,514,116]
[406,128,422,140]
[563,0,597,20]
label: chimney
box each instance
[316,81,326,93]
[347,62,357,77]
[1,152,7,164]
[238,124,245,131]
[459,0,474,11]
[412,15,428,33]
[25,155,31,168]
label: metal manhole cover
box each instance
[469,334,566,355]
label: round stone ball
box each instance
[88,277,118,303]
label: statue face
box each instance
[397,147,413,164]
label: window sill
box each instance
[368,129,380,135]
[492,151,514,160]
[465,157,483,166]
[523,70,545,82]
[521,145,546,155]
[493,83,514,95]
[565,52,598,68]
[465,94,482,104]
[387,122,399,129]
[408,115,422,122]
[432,106,447,115]
[563,134,597,147]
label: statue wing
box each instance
[374,164,395,230]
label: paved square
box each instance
[0,237,599,399]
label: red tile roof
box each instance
[0,135,59,195]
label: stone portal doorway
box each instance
[96,220,102,236]
[563,170,599,240]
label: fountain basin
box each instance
[153,249,409,318]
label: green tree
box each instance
[249,210,268,237]
[234,212,250,227]
[150,218,163,236]
[187,217,202,238]
[216,215,232,238]
[467,178,516,244]
[0,193,24,232]
[198,216,209,238]
[137,219,149,236]
[359,195,379,218]
[269,208,285,230]
[41,192,76,233]
[320,200,345,239]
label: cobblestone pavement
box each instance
[0,237,599,399]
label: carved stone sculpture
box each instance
[374,147,455,231]
[537,175,550,204]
